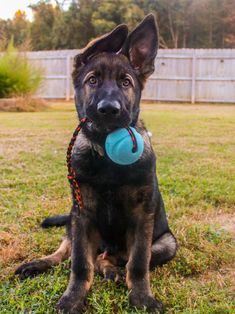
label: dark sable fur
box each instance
[15,14,177,314]
[41,215,70,228]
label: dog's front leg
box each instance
[57,209,100,314]
[126,213,164,314]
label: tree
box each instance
[0,19,11,50]
[91,0,144,36]
[0,11,30,50]
[51,5,69,49]
[221,0,235,47]
[153,0,192,48]
[30,2,57,50]
[53,0,97,49]
[11,10,30,48]
[75,0,96,47]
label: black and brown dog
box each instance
[15,14,177,314]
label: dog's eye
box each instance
[122,78,131,88]
[88,76,97,85]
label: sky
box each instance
[0,0,57,21]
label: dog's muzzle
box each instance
[97,100,121,117]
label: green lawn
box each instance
[0,102,234,313]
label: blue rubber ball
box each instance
[105,127,144,165]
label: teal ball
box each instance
[105,127,144,165]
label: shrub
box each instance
[0,42,43,98]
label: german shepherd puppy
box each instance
[15,15,177,313]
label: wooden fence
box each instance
[25,49,235,103]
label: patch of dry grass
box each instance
[0,97,48,112]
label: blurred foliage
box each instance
[0,0,234,50]
[0,41,43,98]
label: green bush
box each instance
[0,42,43,98]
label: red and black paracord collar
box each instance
[66,118,138,211]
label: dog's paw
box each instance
[56,295,84,314]
[15,260,50,279]
[129,292,164,314]
[103,268,120,282]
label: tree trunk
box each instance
[167,8,177,48]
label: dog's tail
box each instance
[41,215,70,228]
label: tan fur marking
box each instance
[96,255,117,270]
[125,73,135,87]
[43,238,71,265]
[84,265,94,291]
[126,271,132,290]
[95,255,119,282]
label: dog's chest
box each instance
[95,189,129,247]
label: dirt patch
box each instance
[0,97,48,112]
[208,212,235,237]
[200,263,235,290]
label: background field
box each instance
[0,103,234,313]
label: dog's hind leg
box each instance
[95,254,120,282]
[15,237,71,279]
[150,232,177,270]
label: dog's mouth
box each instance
[85,104,131,133]
[86,117,130,134]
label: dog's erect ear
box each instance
[121,14,158,80]
[74,24,128,68]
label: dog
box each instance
[15,14,177,314]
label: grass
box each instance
[0,102,234,313]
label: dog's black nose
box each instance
[97,100,121,116]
